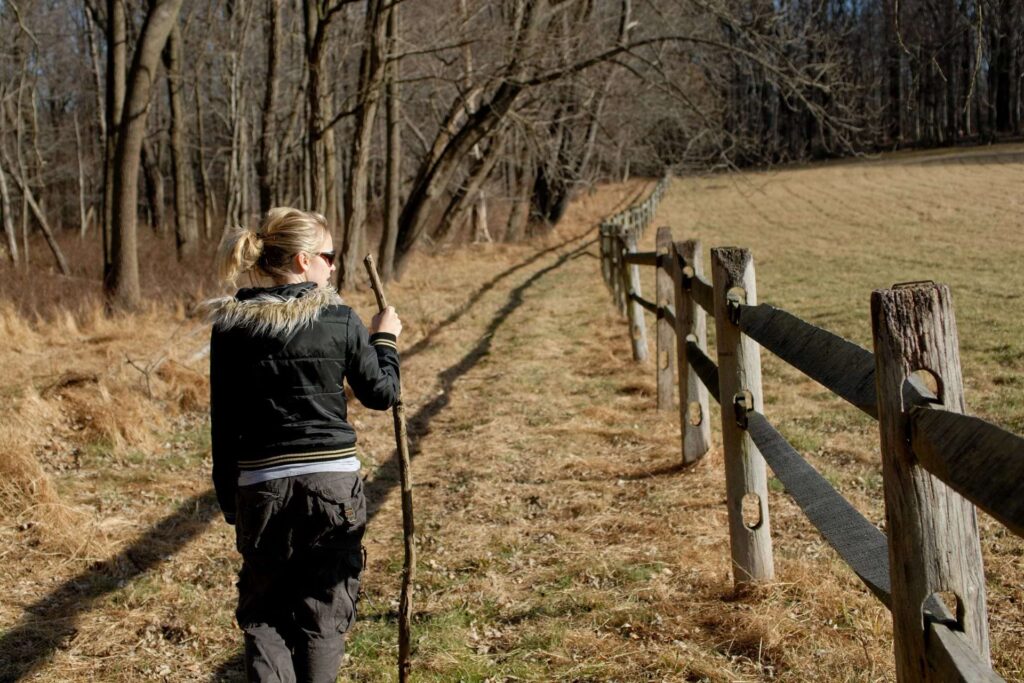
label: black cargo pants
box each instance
[234,471,366,683]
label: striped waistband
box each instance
[237,446,358,471]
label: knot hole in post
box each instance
[687,401,703,426]
[742,493,763,530]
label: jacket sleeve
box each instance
[344,312,400,410]
[209,329,239,524]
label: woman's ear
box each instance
[294,251,310,273]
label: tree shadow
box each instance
[365,236,597,521]
[401,231,588,362]
[0,490,219,682]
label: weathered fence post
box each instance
[871,283,990,681]
[655,227,676,410]
[621,228,649,362]
[600,224,613,293]
[711,247,774,585]
[611,230,626,315]
[674,239,710,464]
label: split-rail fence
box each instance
[597,177,1024,682]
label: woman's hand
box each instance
[371,306,403,337]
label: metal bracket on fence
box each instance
[681,264,695,290]
[726,292,744,326]
[733,390,753,430]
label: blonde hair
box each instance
[217,207,329,284]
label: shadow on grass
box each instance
[402,230,590,363]
[0,490,219,682]
[209,235,597,681]
[365,236,598,521]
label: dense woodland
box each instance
[0,0,1021,307]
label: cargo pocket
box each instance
[305,473,366,550]
[235,485,284,557]
[338,547,364,634]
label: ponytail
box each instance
[216,226,264,284]
[215,208,328,285]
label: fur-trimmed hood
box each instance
[201,282,343,337]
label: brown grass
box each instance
[1,149,1022,681]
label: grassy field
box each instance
[1,146,1022,682]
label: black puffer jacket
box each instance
[206,282,399,522]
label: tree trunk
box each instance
[105,0,185,310]
[303,2,328,215]
[141,139,165,235]
[0,161,18,263]
[74,114,89,238]
[103,0,126,281]
[459,0,489,245]
[378,3,401,282]
[433,134,502,242]
[340,0,387,290]
[195,82,214,239]
[164,22,197,258]
[258,0,282,213]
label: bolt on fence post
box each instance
[622,228,649,362]
[870,283,990,681]
[675,238,710,464]
[711,247,774,586]
[655,227,676,410]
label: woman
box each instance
[205,207,401,682]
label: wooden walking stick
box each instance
[363,254,415,682]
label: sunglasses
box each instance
[316,251,337,267]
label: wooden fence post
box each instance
[711,247,774,585]
[871,283,990,681]
[655,227,676,410]
[600,224,612,292]
[610,230,625,315]
[674,239,710,464]
[622,228,649,362]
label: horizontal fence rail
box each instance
[909,407,1024,538]
[734,303,879,418]
[594,207,1022,682]
[744,410,892,606]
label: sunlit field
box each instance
[2,146,1022,681]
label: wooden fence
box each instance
[597,178,1024,682]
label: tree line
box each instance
[0,0,1020,308]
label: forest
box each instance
[0,0,1022,308]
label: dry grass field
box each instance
[1,145,1022,682]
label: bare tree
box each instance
[0,161,16,263]
[164,21,197,257]
[258,0,284,213]
[105,0,185,309]
[102,0,126,281]
[339,0,387,289]
[378,1,401,281]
